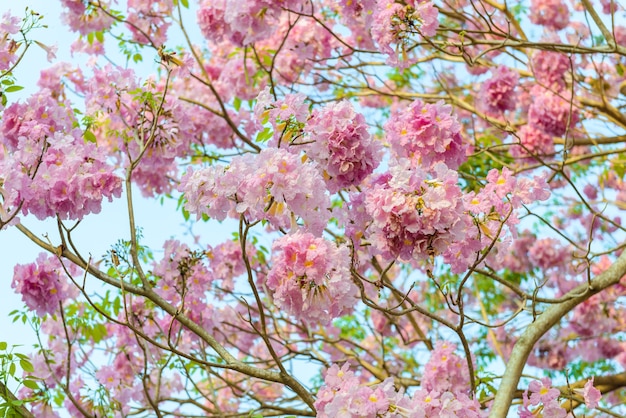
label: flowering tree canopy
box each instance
[2,0,626,416]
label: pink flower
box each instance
[180,148,330,234]
[529,0,570,31]
[60,0,114,35]
[265,231,357,325]
[532,50,570,90]
[370,0,439,67]
[304,100,381,192]
[385,99,467,170]
[528,377,560,405]
[583,377,601,408]
[364,161,474,270]
[197,0,286,46]
[528,87,579,137]
[478,66,519,114]
[528,237,567,269]
[510,125,555,159]
[11,253,80,317]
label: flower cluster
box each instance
[0,11,20,72]
[528,87,579,137]
[364,162,473,268]
[385,99,467,170]
[125,0,173,46]
[370,0,439,67]
[510,125,555,159]
[11,253,80,317]
[532,50,570,90]
[478,66,519,115]
[266,231,356,325]
[254,87,309,146]
[179,148,330,234]
[1,130,122,221]
[197,0,303,46]
[304,100,381,192]
[152,240,213,306]
[529,0,569,31]
[60,0,114,35]
[519,377,601,417]
[315,343,482,417]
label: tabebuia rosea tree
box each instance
[1,0,626,416]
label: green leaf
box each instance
[8,362,15,377]
[256,127,273,143]
[181,0,189,7]
[19,359,34,373]
[84,130,97,143]
[22,379,39,390]
[0,342,6,350]
[4,85,24,93]
[233,96,242,111]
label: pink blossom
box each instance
[11,253,80,317]
[266,232,357,325]
[385,99,467,170]
[197,0,291,46]
[370,0,439,67]
[364,161,474,271]
[528,377,560,405]
[0,131,123,221]
[478,66,519,114]
[510,125,555,159]
[422,341,472,395]
[583,377,602,408]
[528,238,567,269]
[304,100,381,192]
[529,0,570,31]
[528,87,579,137]
[532,50,570,90]
[179,148,330,234]
[0,11,21,71]
[60,0,114,35]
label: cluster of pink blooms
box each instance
[59,0,114,35]
[369,0,439,67]
[197,0,304,46]
[257,14,338,84]
[207,239,255,294]
[315,342,482,417]
[529,0,569,31]
[532,50,570,90]
[385,99,467,170]
[179,148,330,234]
[265,231,357,325]
[527,237,569,270]
[519,377,601,417]
[0,11,20,72]
[151,240,214,307]
[11,253,80,317]
[0,87,123,221]
[254,87,309,145]
[1,129,122,221]
[527,86,579,138]
[304,100,381,192]
[510,125,555,159]
[125,0,173,46]
[478,66,519,115]
[363,161,474,269]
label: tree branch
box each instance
[489,247,626,417]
